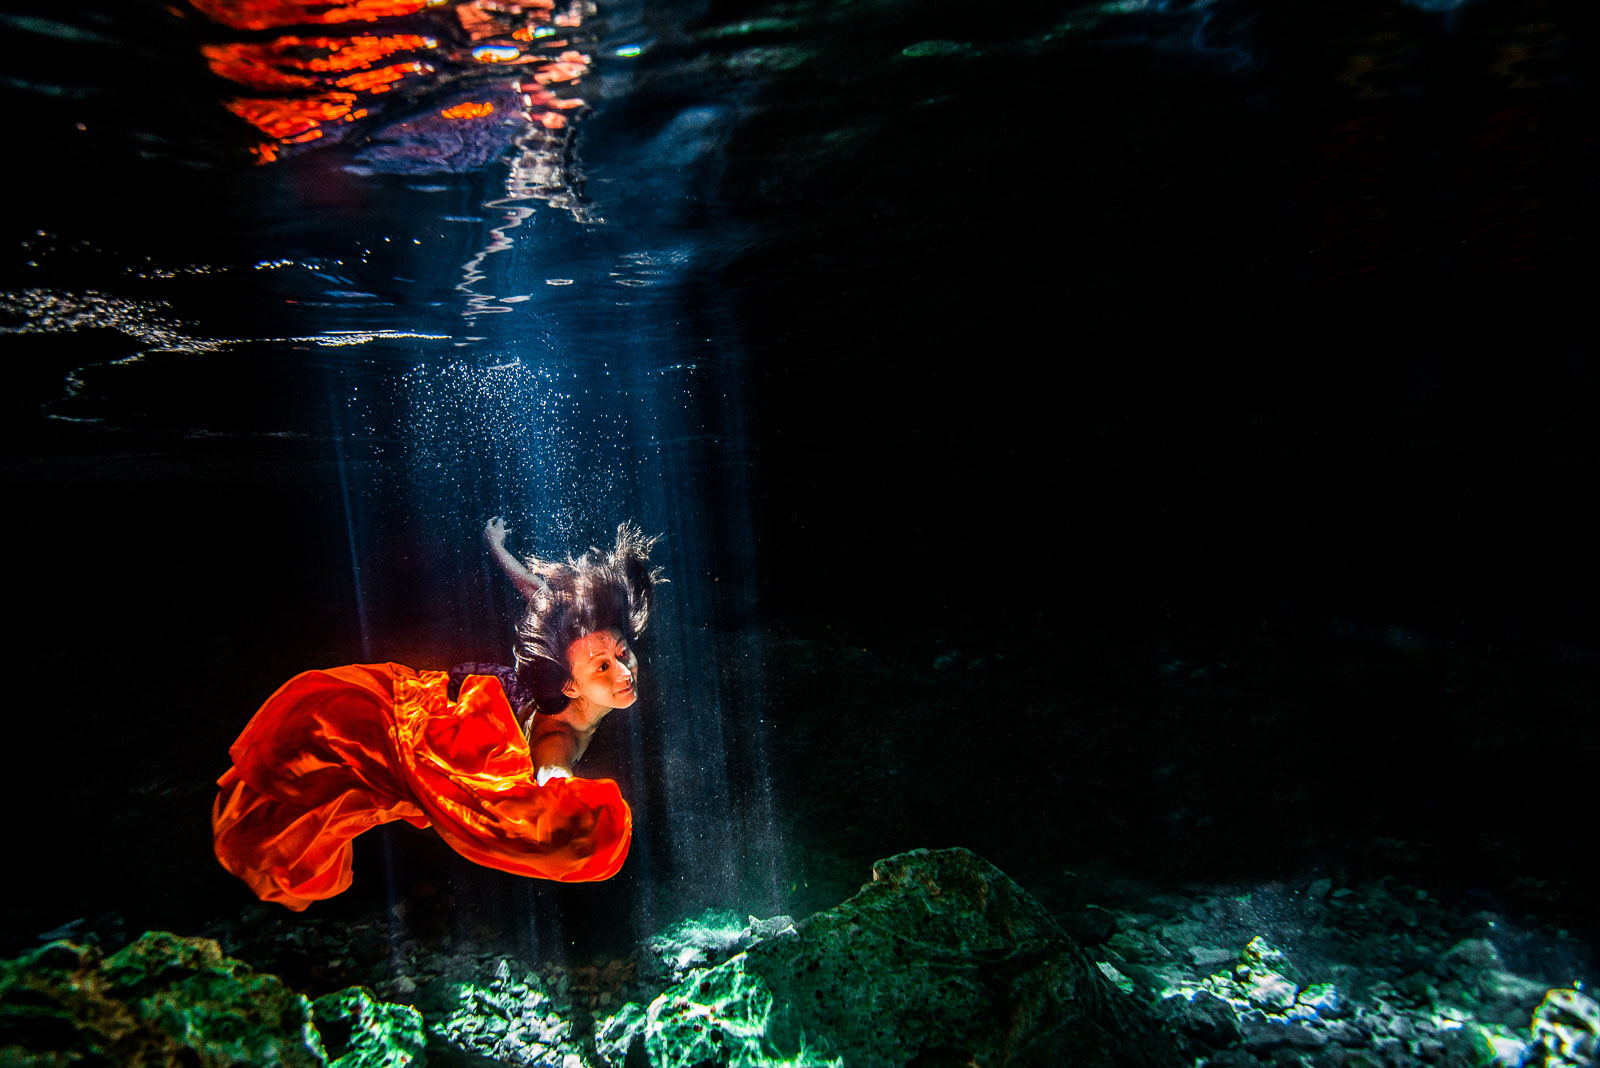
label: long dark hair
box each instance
[513,521,664,718]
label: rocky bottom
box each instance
[3,847,1596,1067]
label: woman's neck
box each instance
[558,697,611,735]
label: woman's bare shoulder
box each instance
[526,711,585,742]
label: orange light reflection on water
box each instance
[335,61,428,92]
[203,36,435,90]
[190,0,437,31]
[441,101,495,119]
[193,0,592,163]
[224,92,362,141]
[529,51,587,85]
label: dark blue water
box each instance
[2,0,786,948]
[2,0,1596,959]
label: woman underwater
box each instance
[212,520,662,911]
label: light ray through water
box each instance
[334,303,781,944]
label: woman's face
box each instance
[562,628,638,710]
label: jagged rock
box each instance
[0,931,425,1068]
[1192,946,1238,971]
[609,847,1184,1068]
[1242,972,1298,1013]
[423,965,570,1067]
[1061,905,1119,946]
[0,931,325,1066]
[1207,937,1299,1014]
[1156,990,1241,1049]
[1297,983,1344,1018]
[1439,938,1504,978]
[1322,1020,1364,1046]
[1108,927,1174,963]
[1240,1017,1329,1051]
[1241,937,1302,984]
[1393,971,1438,1007]
[1478,970,1558,1026]
[596,1001,649,1065]
[312,986,426,1067]
[1531,988,1600,1068]
[1097,960,1142,996]
[636,909,797,986]
[416,953,647,1067]
[1452,1020,1533,1067]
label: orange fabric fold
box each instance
[213,663,631,910]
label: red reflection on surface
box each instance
[202,35,434,89]
[202,46,317,90]
[191,0,434,31]
[441,101,495,119]
[529,50,588,84]
[335,61,427,92]
[516,81,582,116]
[193,0,592,163]
[224,92,362,141]
[202,31,436,146]
[456,2,544,40]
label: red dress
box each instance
[212,663,631,910]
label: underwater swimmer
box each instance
[484,516,662,786]
[210,520,662,910]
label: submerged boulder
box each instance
[1532,987,1600,1068]
[607,847,1183,1068]
[314,986,428,1067]
[0,931,323,1066]
[637,908,799,986]
[0,931,424,1067]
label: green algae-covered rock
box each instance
[0,931,425,1067]
[638,909,798,986]
[313,986,426,1068]
[621,847,1183,1068]
[640,953,841,1068]
[0,931,323,1066]
[422,959,571,1065]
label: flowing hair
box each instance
[512,522,664,721]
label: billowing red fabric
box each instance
[213,663,631,910]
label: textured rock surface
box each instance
[313,986,427,1067]
[0,931,424,1067]
[1531,988,1600,1068]
[418,956,577,1066]
[637,909,798,986]
[21,842,1585,1068]
[1077,865,1596,1068]
[0,931,324,1066]
[612,847,1183,1068]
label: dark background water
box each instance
[1,0,1595,958]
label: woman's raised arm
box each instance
[484,515,546,600]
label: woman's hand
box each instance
[535,765,574,786]
[485,515,546,599]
